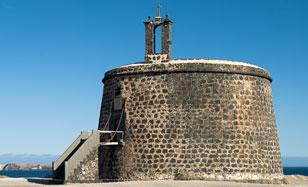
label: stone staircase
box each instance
[52,131,90,179]
[53,130,124,182]
[64,131,101,181]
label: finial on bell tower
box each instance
[155,4,162,23]
[157,4,161,17]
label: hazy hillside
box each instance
[1,163,51,170]
[0,154,58,164]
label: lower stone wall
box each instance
[98,73,283,183]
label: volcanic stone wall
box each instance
[97,60,283,183]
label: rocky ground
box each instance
[0,176,308,187]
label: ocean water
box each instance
[0,170,52,178]
[0,167,307,178]
[283,167,308,176]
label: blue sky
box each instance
[0,0,307,156]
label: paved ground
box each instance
[0,176,307,187]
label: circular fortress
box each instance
[98,59,283,182]
[54,8,283,184]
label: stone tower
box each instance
[144,4,172,63]
[96,8,283,183]
[53,7,283,184]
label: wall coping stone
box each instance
[103,59,272,83]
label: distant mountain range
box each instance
[0,154,58,164]
[0,154,307,167]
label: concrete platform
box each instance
[0,176,307,187]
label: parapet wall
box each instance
[102,59,272,83]
[97,59,283,183]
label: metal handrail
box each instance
[102,112,111,130]
[110,108,124,140]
